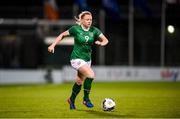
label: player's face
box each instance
[82,14,92,28]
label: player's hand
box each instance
[95,41,101,46]
[48,45,55,53]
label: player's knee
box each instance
[87,72,95,79]
[76,78,83,85]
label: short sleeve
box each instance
[68,26,76,36]
[94,27,102,39]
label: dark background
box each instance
[0,0,180,69]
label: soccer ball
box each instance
[102,98,116,111]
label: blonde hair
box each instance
[75,11,92,25]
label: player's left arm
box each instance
[95,33,109,46]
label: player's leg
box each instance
[69,72,85,103]
[78,64,95,108]
[68,72,85,109]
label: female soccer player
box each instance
[48,11,109,110]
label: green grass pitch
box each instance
[0,81,180,118]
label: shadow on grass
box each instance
[76,109,134,118]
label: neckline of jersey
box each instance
[80,25,90,31]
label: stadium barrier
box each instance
[0,66,179,84]
[0,69,62,84]
[62,66,180,82]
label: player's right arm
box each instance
[48,30,69,53]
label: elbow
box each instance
[101,40,108,46]
[106,40,109,45]
[103,39,109,46]
[99,35,109,46]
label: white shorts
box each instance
[70,59,91,70]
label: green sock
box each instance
[83,77,93,100]
[70,83,82,103]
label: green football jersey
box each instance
[68,25,102,61]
